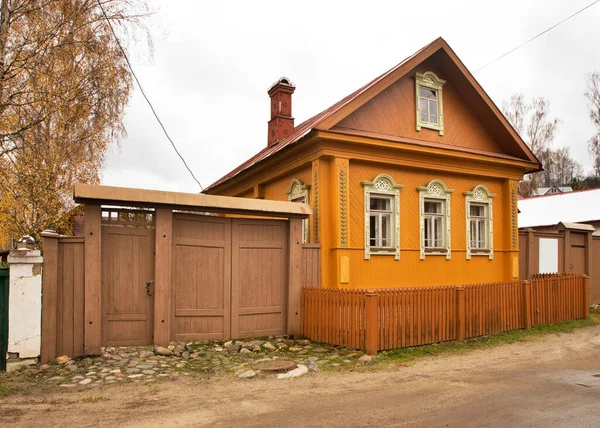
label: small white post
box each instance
[7,237,43,370]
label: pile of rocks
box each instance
[3,336,374,391]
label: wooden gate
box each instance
[171,215,288,340]
[41,184,311,362]
[232,219,288,338]
[171,215,231,341]
[101,226,155,346]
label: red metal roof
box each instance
[204,41,435,192]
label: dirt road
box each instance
[3,326,600,427]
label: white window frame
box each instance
[285,179,310,244]
[423,199,445,249]
[415,71,446,135]
[362,174,403,260]
[464,185,495,260]
[418,179,453,260]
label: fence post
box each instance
[287,218,304,339]
[583,275,590,318]
[365,292,378,355]
[7,240,44,368]
[456,287,466,341]
[154,208,173,347]
[523,280,532,329]
[0,268,8,371]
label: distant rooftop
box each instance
[530,185,573,197]
[518,188,600,228]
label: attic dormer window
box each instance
[415,71,446,135]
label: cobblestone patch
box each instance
[1,337,368,393]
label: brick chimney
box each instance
[267,77,295,146]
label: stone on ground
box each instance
[277,364,308,379]
[263,342,276,352]
[154,346,172,356]
[55,355,70,364]
[239,370,256,379]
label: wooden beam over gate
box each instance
[74,184,312,218]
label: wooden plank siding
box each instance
[334,59,505,155]
[301,244,321,287]
[41,235,85,363]
[337,161,512,288]
[301,274,587,354]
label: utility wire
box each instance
[95,0,204,191]
[475,0,600,73]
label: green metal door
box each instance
[0,268,8,371]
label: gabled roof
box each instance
[531,186,573,196]
[518,188,600,228]
[205,37,540,192]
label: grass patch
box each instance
[378,308,600,364]
[82,395,107,403]
[0,381,14,398]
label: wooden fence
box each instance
[41,236,85,362]
[301,274,589,355]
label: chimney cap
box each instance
[268,76,295,92]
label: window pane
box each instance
[382,213,392,247]
[369,215,377,246]
[477,219,486,248]
[419,98,429,121]
[420,87,437,99]
[424,217,432,247]
[370,196,391,212]
[429,99,438,124]
[434,216,443,247]
[424,200,442,214]
[292,196,306,203]
[470,204,485,217]
[470,220,478,247]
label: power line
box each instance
[475,0,600,73]
[95,0,204,191]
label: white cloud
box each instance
[103,0,600,192]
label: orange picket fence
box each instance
[301,274,589,355]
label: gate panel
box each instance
[171,215,231,341]
[101,227,155,346]
[231,219,288,338]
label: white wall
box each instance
[539,238,559,274]
[8,249,43,359]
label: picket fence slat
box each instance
[301,274,588,353]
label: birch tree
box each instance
[502,94,563,196]
[586,71,600,176]
[0,0,151,243]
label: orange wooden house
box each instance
[205,38,540,289]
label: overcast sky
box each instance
[101,0,600,193]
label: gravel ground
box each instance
[2,326,600,427]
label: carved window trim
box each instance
[362,174,403,260]
[415,71,446,135]
[285,179,310,243]
[464,185,495,260]
[418,179,453,260]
